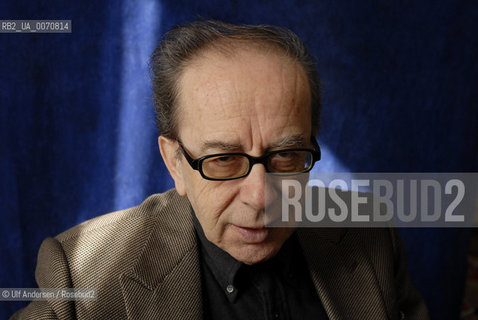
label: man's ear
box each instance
[158,136,186,196]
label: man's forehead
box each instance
[177,47,310,108]
[184,43,300,81]
[174,45,312,147]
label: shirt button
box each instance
[274,313,280,319]
[226,284,234,294]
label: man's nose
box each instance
[240,163,274,210]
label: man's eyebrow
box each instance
[199,134,307,153]
[200,140,242,152]
[269,134,306,149]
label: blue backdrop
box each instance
[1,1,477,319]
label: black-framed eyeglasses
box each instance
[177,138,321,181]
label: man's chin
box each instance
[220,227,295,264]
[229,243,280,265]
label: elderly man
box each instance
[12,20,428,320]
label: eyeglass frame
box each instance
[177,138,321,181]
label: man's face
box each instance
[164,46,312,264]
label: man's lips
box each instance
[231,225,269,243]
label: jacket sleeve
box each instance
[391,229,430,320]
[10,237,76,320]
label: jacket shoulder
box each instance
[53,190,193,276]
[56,189,186,243]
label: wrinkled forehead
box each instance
[175,45,311,137]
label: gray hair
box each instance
[150,20,322,139]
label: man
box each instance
[12,20,429,319]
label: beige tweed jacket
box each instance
[11,189,429,320]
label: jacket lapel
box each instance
[297,228,390,320]
[119,194,203,320]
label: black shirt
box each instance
[192,215,329,320]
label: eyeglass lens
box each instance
[201,151,313,179]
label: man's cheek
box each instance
[194,180,218,199]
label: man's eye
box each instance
[208,155,242,167]
[210,156,238,165]
[216,156,233,162]
[275,151,296,159]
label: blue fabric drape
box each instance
[1,1,477,319]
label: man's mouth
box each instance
[231,225,269,243]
